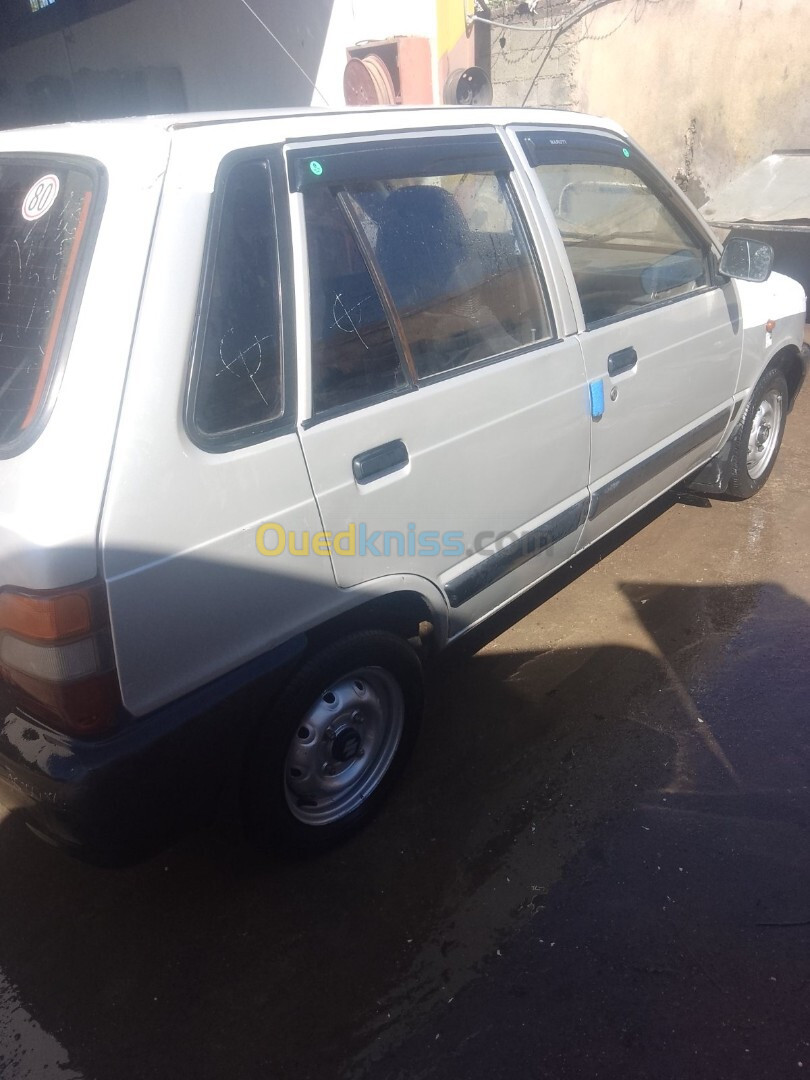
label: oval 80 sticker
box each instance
[21,174,60,222]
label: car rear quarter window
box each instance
[0,159,97,452]
[190,158,286,448]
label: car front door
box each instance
[290,129,592,633]
[512,126,742,545]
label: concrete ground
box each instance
[1,390,808,1080]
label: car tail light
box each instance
[0,582,119,737]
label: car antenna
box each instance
[235,0,331,107]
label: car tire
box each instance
[244,630,423,856]
[725,366,788,500]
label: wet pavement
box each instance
[1,392,809,1080]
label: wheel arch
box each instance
[304,577,449,657]
[687,351,799,496]
[768,343,807,412]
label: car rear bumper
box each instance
[0,635,306,863]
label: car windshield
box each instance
[0,159,96,450]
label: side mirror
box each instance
[719,237,774,282]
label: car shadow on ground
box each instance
[354,578,810,1080]
[0,548,808,1080]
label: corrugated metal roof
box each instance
[701,150,810,228]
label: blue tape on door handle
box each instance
[589,379,605,419]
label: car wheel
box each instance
[244,630,423,855]
[726,367,788,500]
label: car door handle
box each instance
[352,439,409,484]
[607,347,638,377]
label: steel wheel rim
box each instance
[284,666,404,826]
[746,388,782,480]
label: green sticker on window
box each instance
[622,147,630,158]
[309,160,324,176]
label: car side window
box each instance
[192,158,284,443]
[519,132,710,329]
[298,134,554,417]
[304,185,409,416]
[343,171,551,380]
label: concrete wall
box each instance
[484,0,809,204]
[489,23,579,110]
[574,0,810,204]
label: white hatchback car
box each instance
[0,106,805,861]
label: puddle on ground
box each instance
[0,967,85,1080]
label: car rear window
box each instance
[0,159,97,451]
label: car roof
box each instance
[0,107,629,192]
[166,104,624,133]
[0,104,625,156]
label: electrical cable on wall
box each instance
[468,14,563,32]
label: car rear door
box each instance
[511,126,742,545]
[290,128,592,633]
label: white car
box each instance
[0,106,805,861]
